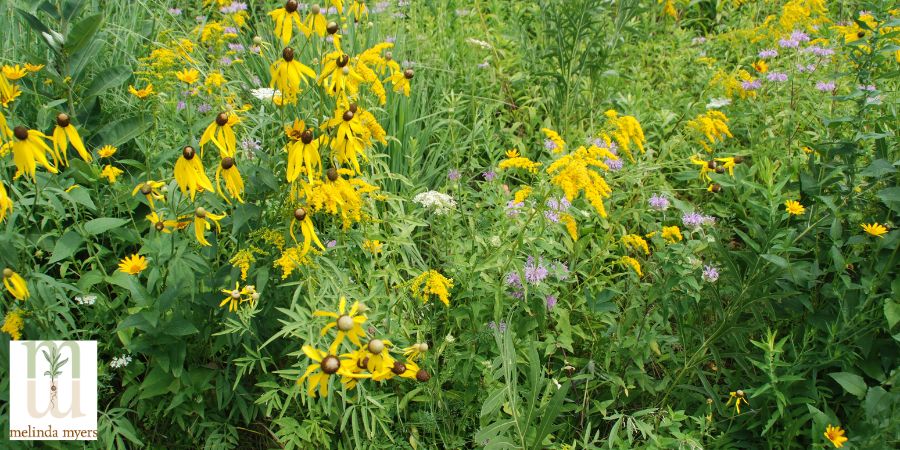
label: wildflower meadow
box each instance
[0,0,898,448]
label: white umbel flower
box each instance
[413,190,456,215]
[250,87,280,101]
[75,294,97,305]
[706,98,731,109]
[109,355,133,369]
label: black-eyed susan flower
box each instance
[314,296,367,347]
[324,106,369,174]
[824,424,848,448]
[128,83,154,99]
[117,254,148,275]
[402,343,428,361]
[409,270,454,307]
[385,68,413,96]
[174,146,213,201]
[269,0,308,44]
[784,200,805,215]
[289,207,325,258]
[132,180,166,208]
[861,222,888,238]
[302,5,328,37]
[193,207,226,247]
[1,126,58,180]
[175,68,200,84]
[284,120,323,183]
[269,47,316,104]
[200,112,240,158]
[391,359,425,381]
[51,113,91,164]
[100,165,123,183]
[2,268,28,300]
[299,344,363,397]
[98,145,116,158]
[215,157,244,203]
[726,390,748,414]
[0,182,12,223]
[145,211,180,233]
[1,309,24,340]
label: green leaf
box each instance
[480,388,506,418]
[15,8,51,35]
[532,383,570,448]
[829,372,867,398]
[84,217,129,235]
[877,187,900,213]
[48,230,84,264]
[163,318,198,337]
[65,13,103,53]
[84,65,132,98]
[91,115,152,147]
[885,300,900,329]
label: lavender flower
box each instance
[815,81,836,92]
[545,295,558,310]
[649,194,670,211]
[224,27,238,35]
[385,36,396,43]
[197,103,212,113]
[766,72,788,82]
[168,8,182,15]
[758,49,778,59]
[228,43,245,52]
[326,240,337,248]
[778,38,799,49]
[683,212,715,230]
[482,170,497,181]
[789,30,810,43]
[858,84,876,91]
[702,265,720,283]
[806,46,834,57]
[692,36,707,45]
[554,261,569,281]
[605,158,623,171]
[544,197,570,223]
[796,64,817,73]
[448,169,461,181]
[488,321,507,333]
[544,139,558,152]
[524,256,549,285]
[741,79,762,91]
[177,100,186,111]
[506,200,524,217]
[220,56,233,66]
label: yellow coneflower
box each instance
[193,207,226,247]
[347,1,368,21]
[117,254,148,275]
[289,208,325,257]
[861,222,888,238]
[128,83,154,99]
[215,157,245,203]
[1,309,24,340]
[131,180,166,208]
[302,4,328,37]
[330,0,344,13]
[285,120,323,183]
[50,113,91,164]
[2,268,29,300]
[402,343,428,361]
[218,282,254,312]
[324,106,369,174]
[298,344,361,397]
[200,112,240,158]
[784,200,805,215]
[97,145,117,158]
[145,211,180,233]
[305,168,379,228]
[726,390,748,414]
[409,270,454,307]
[385,68,413,96]
[0,182,13,223]
[1,65,28,80]
[175,68,200,84]
[318,51,364,100]
[314,296,367,347]
[1,126,58,180]
[714,156,736,176]
[365,338,397,380]
[824,424,848,448]
[100,165,123,183]
[338,347,370,390]
[270,47,316,104]
[173,146,213,201]
[269,0,308,44]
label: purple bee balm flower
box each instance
[544,139,558,152]
[482,170,497,181]
[554,261,569,280]
[220,56,233,66]
[790,30,810,42]
[224,27,238,35]
[741,79,762,90]
[766,72,788,82]
[758,49,778,58]
[807,46,834,57]
[858,84,876,92]
[506,272,522,288]
[228,43,245,52]
[168,8,182,15]
[506,200,524,217]
[702,265,720,283]
[816,81,836,92]
[176,100,186,111]
[545,295,558,310]
[524,256,549,285]
[544,210,560,223]
[682,212,706,229]
[796,63,817,73]
[778,38,799,49]
[195,15,207,23]
[448,169,461,181]
[649,194,670,211]
[385,36,396,43]
[250,45,261,54]
[605,158,623,171]
[692,36,707,45]
[326,240,337,248]
[197,103,212,113]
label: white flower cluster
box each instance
[706,98,731,109]
[109,355,133,369]
[74,294,97,305]
[413,191,457,215]
[249,87,281,101]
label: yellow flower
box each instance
[323,106,370,174]
[48,113,90,164]
[218,282,255,312]
[175,68,200,84]
[145,211,180,234]
[348,1,368,21]
[0,82,21,107]
[132,180,166,209]
[363,239,383,254]
[98,145,117,158]
[215,157,245,203]
[298,344,365,397]
[117,254,148,275]
[824,424,848,448]
[273,246,313,279]
[200,112,240,158]
[269,1,309,44]
[230,248,261,280]
[318,51,365,101]
[622,234,650,255]
[204,72,226,90]
[2,268,29,300]
[560,213,578,241]
[366,339,397,380]
[314,296,368,348]
[303,6,328,37]
[513,186,532,204]
[128,84,154,99]
[714,156,736,176]
[686,111,732,152]
[402,343,428,361]
[100,165,124,183]
[620,256,643,277]
[602,110,645,162]
[546,145,616,217]
[24,63,44,72]
[0,182,13,223]
[861,222,888,238]
[385,68,414,96]
[284,119,323,183]
[2,65,28,80]
[752,60,768,73]
[410,270,454,307]
[726,390,748,414]
[784,200,805,215]
[0,126,58,180]
[541,128,566,153]
[303,168,379,228]
[193,207,226,247]
[661,226,683,243]
[498,149,542,174]
[289,208,325,258]
[270,48,316,104]
[1,309,24,340]
[173,146,213,201]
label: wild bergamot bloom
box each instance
[546,145,616,218]
[726,390,748,414]
[200,112,240,158]
[298,344,363,397]
[290,207,325,258]
[50,113,91,164]
[174,146,214,201]
[620,256,643,278]
[98,145,117,158]
[410,270,454,307]
[193,207,226,247]
[1,126,58,180]
[1,309,24,340]
[128,83,154,99]
[132,180,166,208]
[270,47,316,104]
[385,68,414,96]
[498,149,542,173]
[284,119,323,183]
[215,157,245,204]
[2,268,29,300]
[861,222,888,238]
[175,68,200,84]
[823,424,848,448]
[0,182,12,223]
[541,128,566,153]
[117,254,148,275]
[269,1,308,44]
[784,200,805,215]
[219,282,255,312]
[100,165,124,183]
[314,297,367,348]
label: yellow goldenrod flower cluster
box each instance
[710,69,757,100]
[622,234,650,255]
[599,109,646,162]
[541,128,566,153]
[620,256,643,278]
[686,111,733,153]
[301,168,379,229]
[499,149,542,174]
[410,270,454,307]
[1,309,24,340]
[273,246,315,279]
[546,145,617,218]
[661,226,683,243]
[230,247,263,281]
